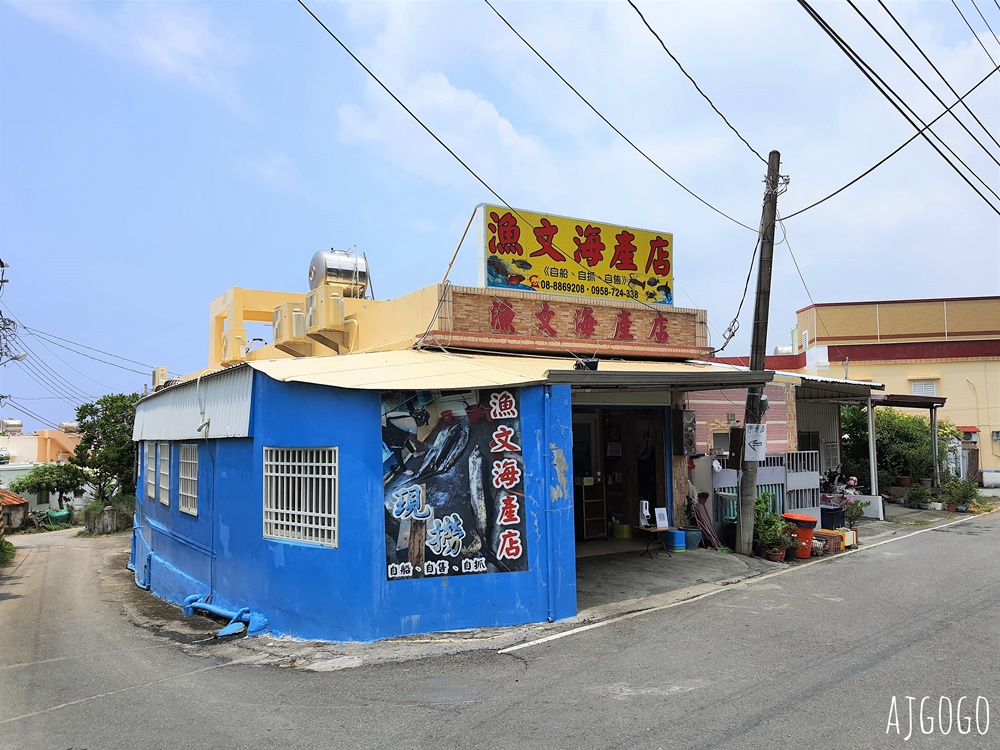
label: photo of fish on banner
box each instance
[381,389,529,580]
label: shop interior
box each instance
[571,406,671,555]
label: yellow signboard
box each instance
[480,204,673,305]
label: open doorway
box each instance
[571,406,670,552]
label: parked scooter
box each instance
[821,465,860,495]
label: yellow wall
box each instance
[796,297,1000,349]
[805,358,1000,471]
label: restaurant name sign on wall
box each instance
[479,204,674,306]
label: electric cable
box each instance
[25,326,159,371]
[297,0,733,330]
[878,0,1000,153]
[782,63,1000,220]
[849,0,1000,174]
[626,0,768,165]
[840,0,1000,202]
[11,333,95,403]
[952,0,998,65]
[484,0,757,232]
[969,0,1000,56]
[796,0,1000,216]
[5,398,59,429]
[17,329,118,390]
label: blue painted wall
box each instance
[132,374,577,642]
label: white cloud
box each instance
[9,0,246,105]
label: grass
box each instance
[0,537,15,566]
[887,517,933,527]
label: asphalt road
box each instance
[2,513,998,750]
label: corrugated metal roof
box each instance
[248,350,777,392]
[133,365,253,441]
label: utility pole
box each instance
[736,150,782,556]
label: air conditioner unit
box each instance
[273,302,312,357]
[220,327,246,366]
[305,287,350,352]
[962,431,979,443]
[152,366,169,389]
[992,430,1000,441]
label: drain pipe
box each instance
[543,387,557,622]
[183,595,269,637]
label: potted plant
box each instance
[906,483,931,509]
[682,498,702,550]
[896,475,911,488]
[940,478,977,514]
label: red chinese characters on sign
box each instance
[497,495,521,525]
[644,236,671,276]
[530,218,565,262]
[613,310,634,340]
[610,230,639,271]
[488,211,523,256]
[491,458,522,490]
[489,299,516,334]
[489,390,518,420]
[490,425,521,453]
[574,307,597,338]
[573,224,605,267]
[534,302,557,336]
[649,313,670,344]
[496,529,523,561]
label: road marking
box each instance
[0,658,255,725]
[498,513,988,655]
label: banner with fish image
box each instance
[479,203,673,305]
[382,388,528,580]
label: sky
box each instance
[1,0,998,433]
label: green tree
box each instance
[840,406,959,489]
[72,392,141,502]
[9,462,89,509]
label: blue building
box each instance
[131,349,774,641]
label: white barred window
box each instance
[159,442,170,506]
[263,447,338,548]
[911,380,937,397]
[145,441,155,500]
[179,444,198,516]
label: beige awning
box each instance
[248,350,778,392]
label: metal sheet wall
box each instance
[133,366,253,441]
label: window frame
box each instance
[178,443,198,516]
[911,380,937,397]
[262,446,339,548]
[158,442,170,506]
[145,441,156,501]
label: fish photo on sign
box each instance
[381,389,529,581]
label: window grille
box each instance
[263,447,338,548]
[145,441,155,500]
[179,444,198,516]
[159,442,170,506]
[911,380,936,397]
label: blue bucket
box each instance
[664,529,686,553]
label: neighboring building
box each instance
[0,425,83,510]
[1,488,28,530]
[789,296,999,480]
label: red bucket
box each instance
[781,513,817,560]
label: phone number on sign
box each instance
[536,279,639,299]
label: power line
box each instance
[4,398,60,429]
[24,326,158,370]
[18,330,118,390]
[295,0,725,331]
[782,63,1000,220]
[11,333,95,403]
[25,329,150,377]
[796,0,1000,216]
[878,0,1000,154]
[626,0,768,165]
[953,0,998,65]
[849,0,1000,178]
[842,0,1000,203]
[969,0,1000,52]
[298,0,773,362]
[482,0,757,232]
